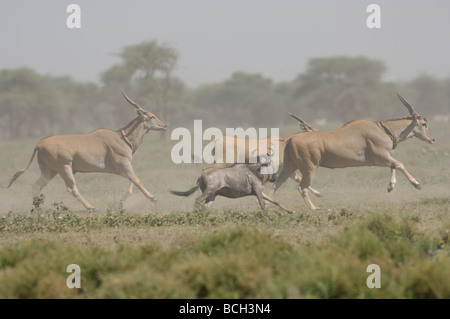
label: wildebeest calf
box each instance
[170,162,294,213]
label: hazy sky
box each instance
[1,0,449,88]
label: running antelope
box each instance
[273,94,435,210]
[7,92,167,210]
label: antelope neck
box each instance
[377,121,398,149]
[119,119,146,153]
[377,118,414,149]
[120,129,134,150]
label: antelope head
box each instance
[397,93,435,144]
[122,91,167,131]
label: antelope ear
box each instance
[136,109,149,120]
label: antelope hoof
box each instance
[387,184,394,192]
[414,183,422,190]
[150,197,158,202]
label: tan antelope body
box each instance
[211,135,283,164]
[210,113,317,166]
[7,92,167,210]
[274,94,435,210]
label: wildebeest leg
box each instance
[254,189,267,210]
[205,195,216,208]
[118,162,157,202]
[195,188,217,205]
[60,164,95,210]
[291,172,322,197]
[262,192,294,214]
[121,183,134,202]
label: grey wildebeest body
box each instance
[170,162,294,214]
[7,92,167,210]
[273,94,435,210]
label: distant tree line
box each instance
[1,40,449,139]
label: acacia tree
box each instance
[190,72,283,127]
[49,77,102,134]
[101,40,180,135]
[0,68,64,138]
[289,56,396,122]
[407,74,448,116]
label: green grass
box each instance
[0,197,449,298]
[0,207,449,298]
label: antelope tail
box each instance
[7,147,38,188]
[170,185,199,197]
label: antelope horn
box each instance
[251,147,274,163]
[263,147,274,158]
[259,148,274,164]
[288,113,317,132]
[122,91,146,113]
[396,93,420,120]
[396,93,421,141]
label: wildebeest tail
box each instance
[170,185,199,197]
[7,147,38,188]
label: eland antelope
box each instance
[273,94,435,210]
[7,92,167,210]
